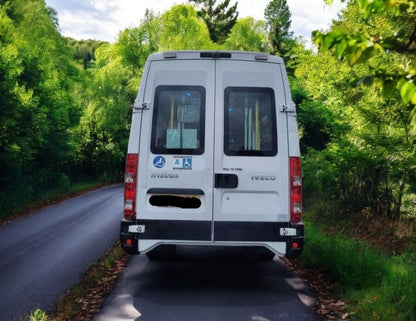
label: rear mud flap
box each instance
[285,237,304,258]
[120,220,139,255]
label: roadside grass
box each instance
[300,220,416,320]
[0,178,116,224]
[21,241,129,321]
[25,309,48,321]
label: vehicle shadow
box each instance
[132,246,319,321]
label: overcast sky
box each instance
[44,0,345,46]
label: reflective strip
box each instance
[128,225,146,233]
[280,228,297,236]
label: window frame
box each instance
[224,86,278,157]
[151,85,206,155]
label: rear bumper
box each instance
[120,219,304,257]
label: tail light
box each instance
[124,153,138,219]
[290,157,302,223]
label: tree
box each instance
[189,0,238,44]
[73,10,163,179]
[66,38,108,69]
[116,10,162,71]
[73,43,135,179]
[46,6,59,30]
[223,17,266,52]
[0,0,82,216]
[314,0,416,109]
[297,1,416,218]
[264,0,293,56]
[160,5,215,50]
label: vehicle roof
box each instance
[147,50,284,64]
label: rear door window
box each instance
[224,87,277,156]
[151,86,205,155]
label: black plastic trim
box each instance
[200,51,232,59]
[215,174,238,188]
[136,219,211,241]
[215,221,285,241]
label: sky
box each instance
[44,0,345,46]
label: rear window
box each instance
[151,86,205,155]
[224,87,277,156]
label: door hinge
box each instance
[280,102,296,113]
[134,101,150,110]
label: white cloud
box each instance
[45,0,345,44]
[237,0,269,20]
[288,0,345,41]
[58,8,117,41]
[112,0,183,31]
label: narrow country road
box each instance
[94,246,320,321]
[0,184,123,321]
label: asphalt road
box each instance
[94,246,320,321]
[0,184,123,321]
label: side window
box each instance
[224,87,277,156]
[151,86,205,155]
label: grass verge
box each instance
[299,220,416,320]
[0,179,115,225]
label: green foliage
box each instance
[223,17,267,52]
[0,0,83,216]
[297,2,416,219]
[161,4,216,50]
[28,308,47,321]
[72,44,136,180]
[189,0,238,44]
[301,218,416,321]
[66,38,108,69]
[315,0,416,107]
[297,100,333,152]
[116,10,161,70]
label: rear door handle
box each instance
[215,174,238,189]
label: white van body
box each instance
[120,51,303,259]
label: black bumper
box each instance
[120,219,304,257]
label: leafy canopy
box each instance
[314,0,416,107]
[161,4,215,50]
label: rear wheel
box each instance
[146,245,177,261]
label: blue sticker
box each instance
[183,158,192,169]
[153,156,166,168]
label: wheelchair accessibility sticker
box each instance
[153,156,166,168]
[173,156,192,170]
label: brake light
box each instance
[124,153,138,219]
[290,157,302,223]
